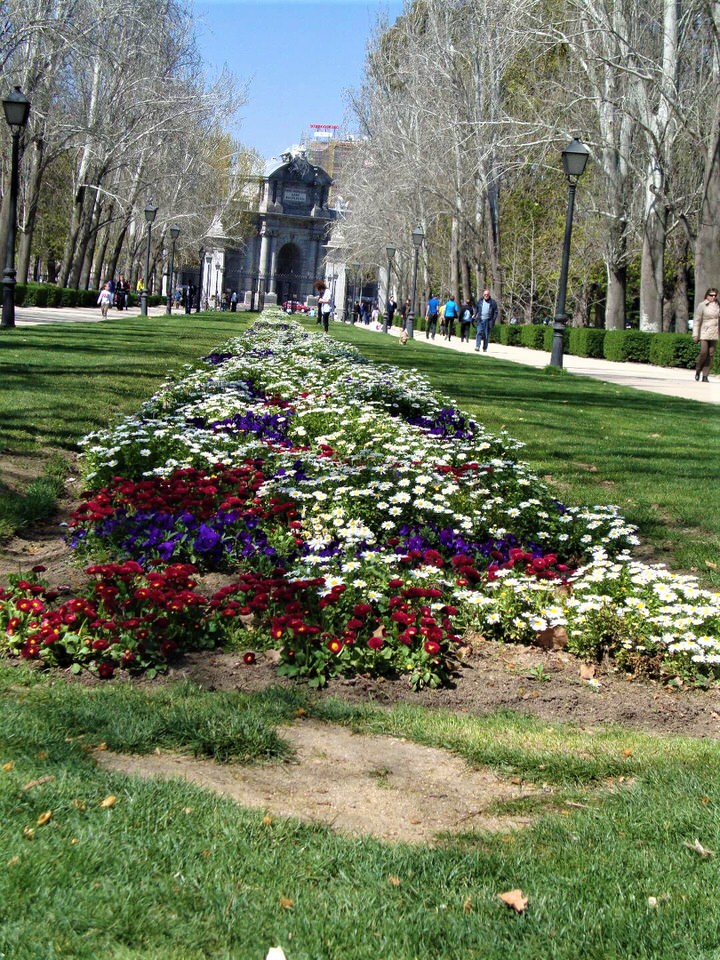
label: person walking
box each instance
[474,287,498,352]
[97,282,113,319]
[386,296,397,327]
[426,292,439,339]
[230,290,238,312]
[443,294,459,340]
[460,299,474,343]
[320,293,332,332]
[693,287,719,382]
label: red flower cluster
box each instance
[486,549,572,581]
[71,462,269,528]
[2,562,210,678]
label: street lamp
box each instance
[215,263,221,306]
[407,225,424,340]
[166,224,180,314]
[550,137,590,368]
[1,86,31,329]
[204,255,212,308]
[383,243,395,333]
[140,202,157,317]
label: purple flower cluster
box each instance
[188,409,295,447]
[405,406,477,440]
[71,507,283,569]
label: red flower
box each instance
[327,638,343,654]
[423,640,441,656]
[368,636,384,651]
[97,662,115,679]
[243,651,257,665]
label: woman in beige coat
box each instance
[694,287,719,382]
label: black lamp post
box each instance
[384,243,395,334]
[407,225,424,340]
[215,263,221,306]
[140,202,157,317]
[166,224,180,314]
[550,137,590,368]
[1,86,31,330]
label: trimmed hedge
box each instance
[649,332,700,370]
[603,330,652,363]
[568,327,606,358]
[497,324,523,346]
[520,324,546,349]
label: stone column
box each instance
[258,228,270,280]
[268,234,279,294]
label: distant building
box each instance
[194,149,336,311]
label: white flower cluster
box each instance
[76,315,720,677]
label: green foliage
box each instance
[603,329,652,362]
[520,324,546,349]
[568,327,607,358]
[497,324,523,346]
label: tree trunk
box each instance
[605,262,626,330]
[639,178,666,332]
[694,118,720,307]
[16,136,45,284]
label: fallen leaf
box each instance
[37,751,48,760]
[388,875,401,887]
[498,889,529,913]
[622,748,633,758]
[21,775,55,792]
[72,799,87,811]
[70,838,79,845]
[7,855,20,867]
[279,897,294,910]
[37,810,52,826]
[463,897,473,913]
[262,815,273,826]
[683,839,715,858]
[23,827,35,840]
[3,761,14,772]
[95,742,108,752]
[705,561,718,570]
[579,663,596,679]
[99,795,117,808]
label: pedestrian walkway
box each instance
[358,322,720,406]
[12,305,718,406]
[13,303,169,325]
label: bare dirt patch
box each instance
[96,719,538,844]
[3,473,720,845]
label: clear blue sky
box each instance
[195,0,403,161]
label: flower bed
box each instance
[2,311,720,687]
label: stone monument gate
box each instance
[219,150,336,309]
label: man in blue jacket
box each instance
[474,288,498,352]
[425,293,440,339]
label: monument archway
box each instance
[275,242,304,303]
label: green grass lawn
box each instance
[2,310,720,958]
[2,665,720,959]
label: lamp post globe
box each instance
[140,203,158,317]
[550,137,590,368]
[384,243,396,334]
[407,225,424,340]
[1,86,31,330]
[166,224,180,315]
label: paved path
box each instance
[360,321,720,406]
[13,303,170,325]
[11,305,719,406]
